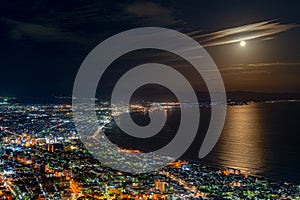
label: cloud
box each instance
[124,1,180,26]
[0,1,179,44]
[1,17,90,44]
[223,62,300,69]
[220,62,300,76]
[187,19,299,47]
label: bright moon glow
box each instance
[240,40,246,47]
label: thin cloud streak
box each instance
[220,62,300,75]
[222,62,300,69]
[188,20,299,47]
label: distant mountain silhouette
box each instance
[7,90,300,104]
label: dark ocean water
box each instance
[108,102,300,184]
[202,102,300,184]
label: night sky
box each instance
[1,0,300,98]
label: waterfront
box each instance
[0,98,299,199]
[109,102,300,184]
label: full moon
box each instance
[240,40,246,47]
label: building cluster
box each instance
[0,97,299,199]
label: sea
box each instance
[107,102,300,184]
